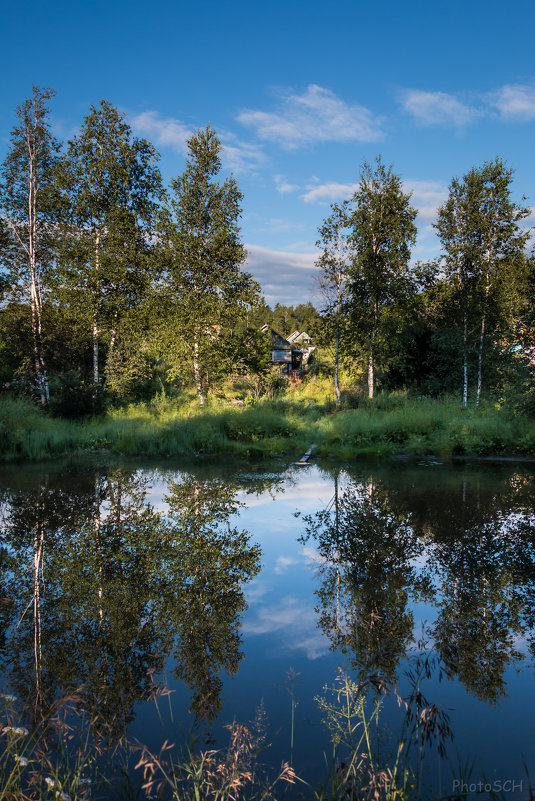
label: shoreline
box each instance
[1,394,534,464]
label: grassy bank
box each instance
[1,388,535,462]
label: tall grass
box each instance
[0,661,529,799]
[1,392,534,462]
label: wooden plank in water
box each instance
[293,445,315,466]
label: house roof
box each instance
[287,330,311,344]
[261,324,292,350]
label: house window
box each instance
[272,350,291,362]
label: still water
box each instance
[0,456,534,798]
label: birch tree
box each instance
[346,159,417,399]
[158,126,260,405]
[0,87,60,405]
[316,202,351,405]
[58,101,162,390]
[435,159,529,407]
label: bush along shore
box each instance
[1,388,534,463]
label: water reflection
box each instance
[300,471,427,685]
[0,459,535,789]
[300,465,535,705]
[160,476,261,719]
[0,464,264,737]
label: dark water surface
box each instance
[1,456,534,798]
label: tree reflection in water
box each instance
[300,470,426,687]
[0,465,263,745]
[162,476,261,720]
[301,466,535,706]
[422,490,534,704]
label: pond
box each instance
[0,456,534,799]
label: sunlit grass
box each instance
[1,391,534,461]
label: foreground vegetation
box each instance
[0,660,520,800]
[2,383,534,463]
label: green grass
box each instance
[1,391,534,462]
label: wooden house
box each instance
[261,325,315,377]
[261,324,303,376]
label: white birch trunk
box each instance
[26,107,48,406]
[32,517,45,714]
[368,351,374,399]
[476,307,486,407]
[476,266,491,407]
[462,309,468,409]
[93,230,101,387]
[193,330,204,406]
[334,226,342,406]
[368,315,377,400]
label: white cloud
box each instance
[302,181,357,204]
[300,177,447,221]
[217,131,265,172]
[245,244,318,305]
[404,179,448,224]
[131,110,264,172]
[237,84,383,148]
[400,89,476,127]
[489,83,535,120]
[243,597,328,659]
[274,174,299,194]
[274,555,299,574]
[132,110,192,153]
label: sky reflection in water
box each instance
[0,458,534,796]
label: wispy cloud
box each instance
[132,110,192,153]
[400,81,535,127]
[274,555,299,574]
[216,131,265,172]
[404,179,448,224]
[245,244,318,305]
[300,177,447,220]
[131,110,264,172]
[302,181,356,204]
[243,597,328,659]
[274,174,299,194]
[257,218,306,234]
[488,83,535,120]
[399,89,477,127]
[237,84,383,148]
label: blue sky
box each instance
[2,0,535,304]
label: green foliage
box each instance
[156,126,261,405]
[346,158,418,399]
[48,370,106,419]
[0,86,61,405]
[56,99,163,388]
[435,158,530,406]
[1,89,534,412]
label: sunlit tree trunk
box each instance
[476,271,491,407]
[462,309,468,409]
[334,229,342,406]
[92,229,101,387]
[193,331,204,406]
[32,518,44,716]
[368,315,377,400]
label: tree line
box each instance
[0,86,533,416]
[317,157,534,407]
[0,87,264,413]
